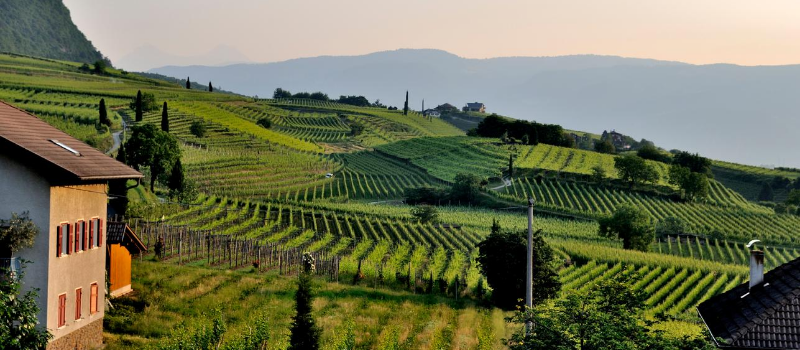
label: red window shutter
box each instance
[90,283,98,315]
[58,294,66,327]
[89,220,94,249]
[74,222,80,253]
[75,288,82,320]
[67,224,72,254]
[98,219,103,246]
[56,226,62,257]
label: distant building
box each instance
[697,248,800,349]
[0,101,142,349]
[602,130,631,150]
[462,102,486,113]
[435,103,460,113]
[569,133,590,145]
[423,109,441,118]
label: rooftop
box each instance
[0,101,142,183]
[697,254,800,349]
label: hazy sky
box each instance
[63,0,800,69]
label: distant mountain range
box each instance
[0,0,106,64]
[150,49,800,168]
[118,45,250,72]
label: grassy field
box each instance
[105,260,505,350]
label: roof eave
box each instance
[79,174,143,181]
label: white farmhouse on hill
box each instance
[0,101,142,349]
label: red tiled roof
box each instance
[0,101,142,181]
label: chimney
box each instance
[749,249,764,290]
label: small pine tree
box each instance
[98,98,111,127]
[208,82,213,92]
[288,255,321,350]
[186,77,191,89]
[135,90,143,122]
[161,102,169,132]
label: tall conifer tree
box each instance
[135,90,143,122]
[403,90,409,116]
[208,82,213,92]
[98,98,111,127]
[185,77,191,89]
[161,102,169,132]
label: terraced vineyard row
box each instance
[500,177,800,245]
[145,195,755,320]
[654,236,799,269]
[376,136,510,181]
[516,143,673,186]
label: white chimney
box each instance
[749,249,764,290]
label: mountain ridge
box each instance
[150,49,800,168]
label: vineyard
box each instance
[4,52,800,344]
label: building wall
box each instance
[0,153,52,329]
[108,243,131,296]
[47,184,107,343]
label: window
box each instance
[58,294,67,327]
[58,223,70,257]
[75,288,82,320]
[74,221,83,253]
[90,283,98,315]
[91,219,101,248]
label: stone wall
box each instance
[48,318,103,350]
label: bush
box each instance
[256,118,271,129]
[189,121,206,138]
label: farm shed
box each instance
[106,222,146,297]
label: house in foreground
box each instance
[106,222,147,297]
[698,246,800,349]
[0,101,142,349]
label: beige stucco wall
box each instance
[0,153,107,344]
[0,153,52,329]
[47,184,107,341]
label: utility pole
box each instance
[526,197,535,335]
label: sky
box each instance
[63,0,800,70]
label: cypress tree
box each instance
[403,90,409,116]
[186,77,191,89]
[135,90,143,122]
[98,98,111,127]
[167,158,185,194]
[161,102,169,132]
[208,82,213,92]
[289,255,321,350]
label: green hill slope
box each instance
[0,0,106,64]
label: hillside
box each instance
[150,49,800,168]
[0,0,106,64]
[3,53,800,347]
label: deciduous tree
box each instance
[125,124,180,192]
[614,155,659,188]
[598,204,654,251]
